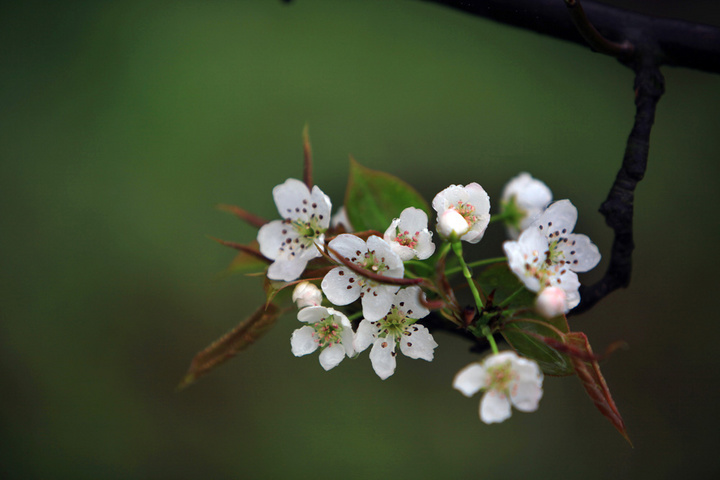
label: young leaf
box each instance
[502,318,574,376]
[566,332,631,445]
[475,263,535,310]
[178,303,280,390]
[344,157,430,232]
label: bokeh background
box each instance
[3,1,720,478]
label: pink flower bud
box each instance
[536,286,567,318]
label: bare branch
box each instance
[421,0,720,74]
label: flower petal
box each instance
[318,344,346,371]
[394,286,429,319]
[273,178,313,221]
[557,233,601,273]
[327,234,367,263]
[290,326,318,357]
[369,336,397,380]
[535,199,577,235]
[321,267,360,306]
[399,324,437,361]
[480,391,512,424]
[361,284,398,321]
[353,319,377,353]
[452,363,487,397]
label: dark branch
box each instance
[563,0,633,60]
[572,58,665,314]
[421,0,720,74]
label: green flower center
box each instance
[312,315,343,348]
[485,361,516,393]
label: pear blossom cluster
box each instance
[234,167,603,425]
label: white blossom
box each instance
[321,234,404,321]
[432,183,491,243]
[501,172,553,239]
[257,178,332,282]
[354,286,437,380]
[292,281,323,309]
[290,306,355,371]
[503,199,599,314]
[503,227,581,312]
[453,351,543,424]
[383,207,435,261]
[533,200,601,273]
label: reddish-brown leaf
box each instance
[566,332,632,445]
[178,303,280,390]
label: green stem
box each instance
[347,311,363,321]
[482,325,499,354]
[489,211,512,223]
[450,240,484,312]
[444,256,506,276]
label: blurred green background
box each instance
[2,1,720,478]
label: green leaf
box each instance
[178,303,280,390]
[501,318,574,376]
[475,263,535,310]
[344,157,430,232]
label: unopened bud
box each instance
[437,209,470,239]
[535,286,567,319]
[292,281,322,309]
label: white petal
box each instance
[257,220,287,261]
[266,255,311,282]
[389,243,415,261]
[395,286,430,320]
[399,207,430,231]
[535,199,577,236]
[339,322,356,357]
[290,326,318,357]
[432,185,467,214]
[309,185,332,227]
[273,178,312,221]
[399,324,437,361]
[383,217,401,242]
[362,284,398,321]
[327,234,366,263]
[369,336,397,380]
[366,236,404,278]
[465,182,491,214]
[413,230,436,260]
[297,305,327,324]
[480,391,513,424]
[483,351,519,369]
[558,233,601,272]
[510,379,543,412]
[453,363,487,397]
[319,344,346,371]
[321,267,360,306]
[353,319,377,353]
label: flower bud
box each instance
[437,209,470,239]
[292,281,323,309]
[535,286,567,318]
